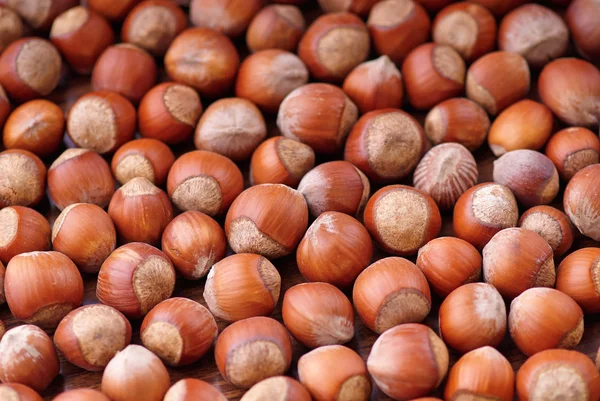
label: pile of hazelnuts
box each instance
[0,0,600,400]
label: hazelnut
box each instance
[47,148,115,210]
[215,316,293,388]
[367,323,449,400]
[466,51,530,115]
[0,7,23,53]
[5,251,83,327]
[161,211,226,280]
[52,203,116,274]
[499,4,569,68]
[246,5,305,53]
[546,127,600,181]
[92,43,157,104]
[166,150,244,216]
[367,0,431,64]
[298,12,370,82]
[424,97,490,151]
[566,0,600,63]
[165,28,240,97]
[236,49,309,113]
[470,0,527,16]
[493,149,559,207]
[249,137,315,187]
[189,0,262,37]
[445,347,514,401]
[0,38,62,103]
[225,184,309,259]
[297,211,373,288]
[277,83,358,154]
[164,379,227,401]
[364,185,442,256]
[439,283,506,353]
[487,99,554,156]
[53,304,132,371]
[0,262,4,305]
[413,143,478,210]
[241,377,311,401]
[538,58,600,127]
[101,345,170,401]
[4,0,77,30]
[298,345,371,401]
[111,138,175,186]
[564,164,600,241]
[345,109,426,183]
[432,2,497,63]
[87,0,139,21]
[416,237,482,297]
[0,384,43,401]
[519,205,574,257]
[138,83,203,144]
[194,98,267,161]
[0,84,10,128]
[353,257,431,334]
[121,0,187,56]
[66,90,136,154]
[556,248,600,313]
[402,43,466,110]
[482,227,555,298]
[141,297,218,366]
[96,242,176,318]
[49,6,114,74]
[516,349,600,401]
[282,282,354,348]
[453,183,519,250]
[204,253,281,322]
[0,206,51,264]
[53,389,111,401]
[0,325,59,392]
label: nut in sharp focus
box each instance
[518,205,574,257]
[556,248,600,314]
[0,149,46,209]
[0,206,50,264]
[249,137,315,187]
[240,377,311,401]
[164,379,228,401]
[564,164,600,241]
[545,127,600,181]
[111,138,176,187]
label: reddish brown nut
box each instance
[413,143,478,210]
[493,149,559,207]
[0,206,50,264]
[165,28,240,98]
[3,99,64,156]
[297,211,373,288]
[92,44,157,104]
[138,83,203,144]
[141,298,218,366]
[0,149,46,208]
[54,304,132,371]
[402,43,466,110]
[353,257,431,333]
[189,0,263,37]
[519,206,574,257]
[564,164,600,241]
[546,127,600,181]
[417,237,482,297]
[108,177,173,245]
[122,0,187,56]
[66,91,136,154]
[164,379,228,401]
[249,137,315,187]
[50,6,114,74]
[488,100,553,156]
[111,138,175,186]
[277,83,358,154]
[5,251,84,327]
[194,98,266,161]
[246,5,305,53]
[87,0,140,21]
[0,383,43,401]
[166,150,244,216]
[48,148,115,210]
[240,377,311,401]
[466,51,530,115]
[499,4,569,68]
[567,0,600,63]
[298,12,370,82]
[367,0,431,65]
[162,211,226,280]
[225,184,309,259]
[433,2,497,63]
[53,389,111,401]
[0,84,10,128]
[483,227,555,298]
[215,316,293,388]
[51,203,116,274]
[236,49,309,113]
[0,325,59,392]
[5,0,77,29]
[0,38,62,102]
[364,185,441,256]
[556,248,600,313]
[297,161,370,217]
[470,0,527,16]
[0,7,23,53]
[97,242,176,318]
